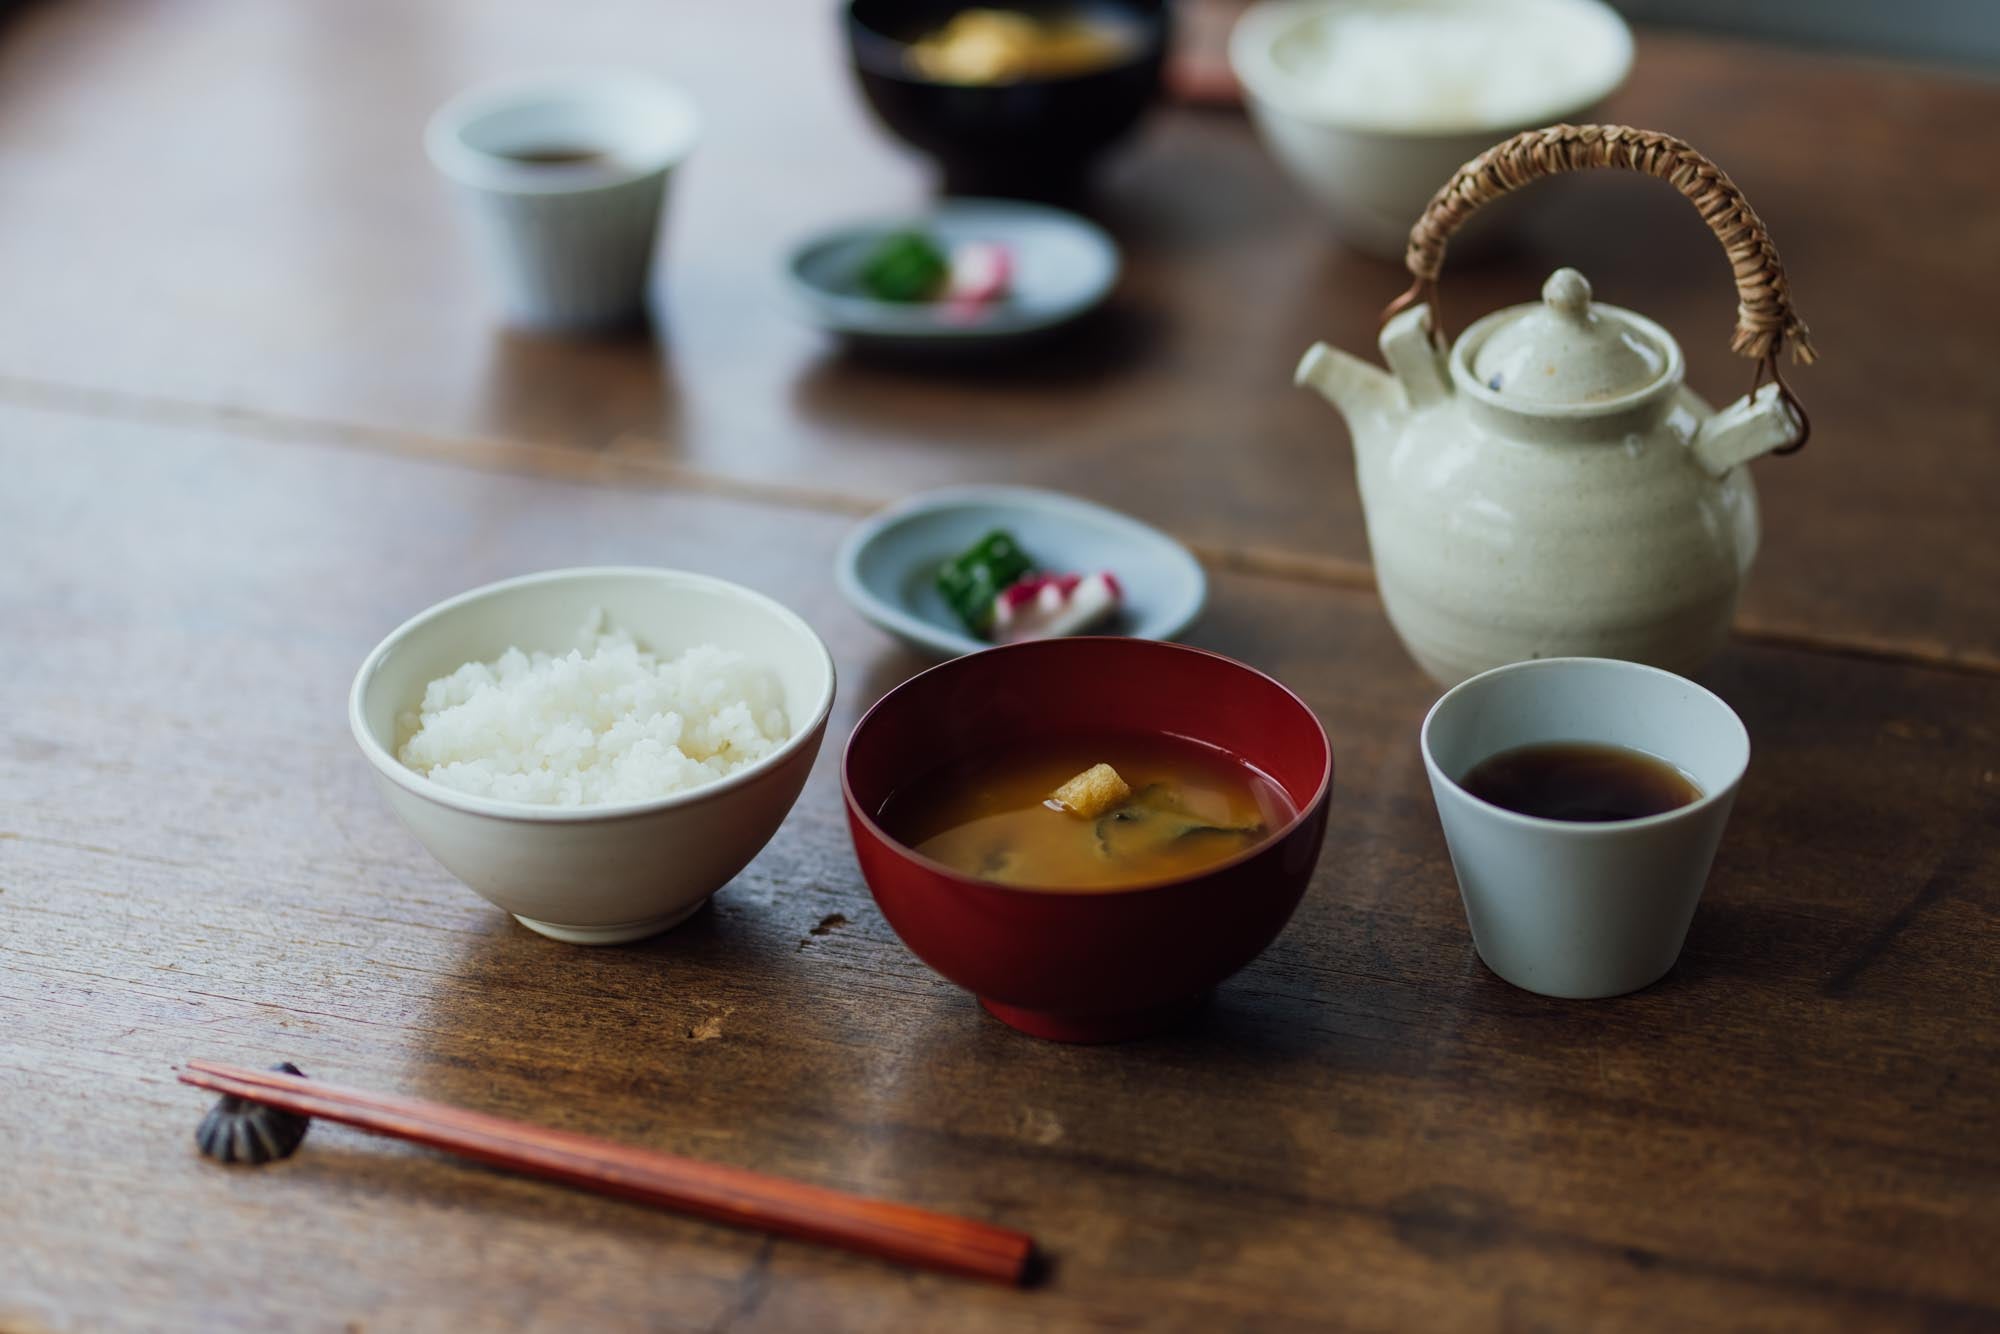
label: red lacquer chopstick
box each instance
[179,1060,1036,1285]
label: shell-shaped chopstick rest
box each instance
[194,1061,311,1165]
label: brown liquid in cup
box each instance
[498,146,608,166]
[1459,742,1700,822]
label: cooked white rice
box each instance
[396,610,791,807]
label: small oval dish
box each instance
[783,199,1119,346]
[836,486,1207,658]
[349,567,836,944]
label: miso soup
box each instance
[879,732,1294,891]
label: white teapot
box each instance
[1297,125,1816,685]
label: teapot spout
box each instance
[1295,342,1401,430]
[1691,382,1804,477]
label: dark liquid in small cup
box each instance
[1459,742,1700,822]
[498,146,608,166]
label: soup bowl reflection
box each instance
[842,637,1332,1042]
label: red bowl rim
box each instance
[840,637,1332,898]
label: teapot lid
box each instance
[1471,269,1670,404]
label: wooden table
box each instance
[4,3,1996,1330]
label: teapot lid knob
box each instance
[1470,266,1674,405]
[1543,268,1592,322]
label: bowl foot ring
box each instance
[513,898,708,946]
[978,991,1209,1043]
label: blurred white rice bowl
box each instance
[1230,0,1633,258]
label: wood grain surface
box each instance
[0,0,1995,666]
[4,408,1997,1332]
[3,1,1998,1330]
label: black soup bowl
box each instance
[846,0,1169,197]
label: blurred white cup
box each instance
[1420,657,1750,999]
[426,72,699,330]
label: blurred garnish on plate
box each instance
[937,528,1121,641]
[858,231,951,302]
[857,231,1014,312]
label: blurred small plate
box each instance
[784,199,1120,345]
[837,486,1207,659]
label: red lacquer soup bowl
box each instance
[842,637,1332,1042]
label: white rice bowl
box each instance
[396,611,792,808]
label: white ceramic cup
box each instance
[426,72,699,330]
[1420,657,1749,998]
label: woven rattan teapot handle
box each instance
[1385,124,1816,452]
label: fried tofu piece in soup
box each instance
[1049,763,1131,819]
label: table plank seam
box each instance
[1,371,1994,680]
